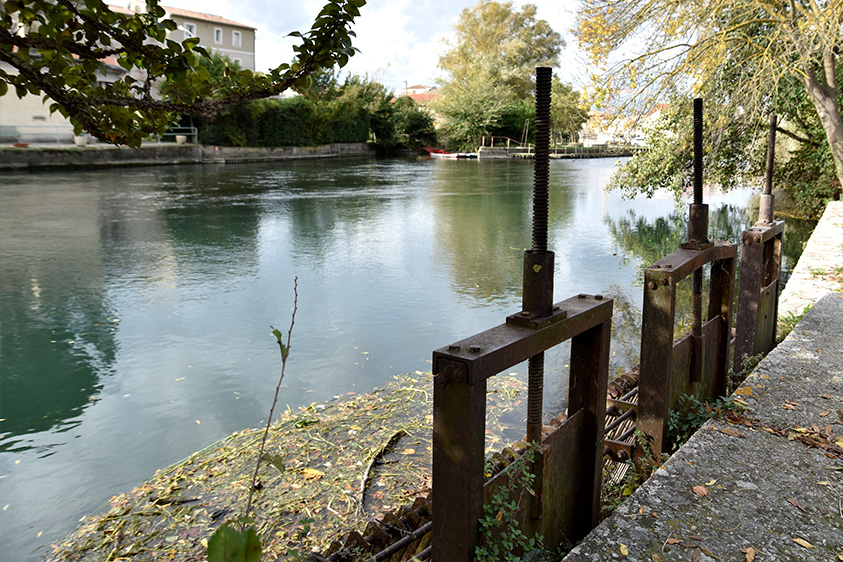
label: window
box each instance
[214,27,223,44]
[183,22,196,38]
[232,30,242,47]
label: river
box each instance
[0,156,812,560]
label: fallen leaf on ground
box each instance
[693,547,701,562]
[651,555,662,562]
[620,543,629,556]
[787,498,806,512]
[792,538,814,548]
[819,410,832,416]
[706,479,717,486]
[720,427,746,438]
[783,404,796,410]
[666,538,682,545]
[735,387,753,396]
[741,546,756,561]
[301,468,325,480]
[692,485,708,497]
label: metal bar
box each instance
[759,114,777,225]
[637,267,677,463]
[372,521,432,561]
[569,317,611,529]
[433,296,613,385]
[431,368,486,562]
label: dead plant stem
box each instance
[245,277,298,519]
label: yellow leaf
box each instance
[301,468,324,480]
[706,479,717,486]
[741,546,756,562]
[735,386,753,396]
[818,481,830,486]
[792,538,814,548]
[620,544,629,556]
[402,448,416,455]
[836,437,843,448]
[652,555,662,562]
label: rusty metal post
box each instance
[683,98,711,383]
[734,113,784,371]
[758,114,777,225]
[431,359,486,562]
[523,66,553,519]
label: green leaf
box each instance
[270,326,283,342]
[207,524,261,562]
[0,81,7,96]
[263,453,286,473]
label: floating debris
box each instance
[47,372,529,561]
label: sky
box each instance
[154,0,586,92]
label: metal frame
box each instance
[637,241,737,460]
[431,294,611,561]
[733,220,784,371]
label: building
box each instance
[124,1,256,71]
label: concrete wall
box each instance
[0,142,374,169]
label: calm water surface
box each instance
[0,157,810,559]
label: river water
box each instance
[0,156,811,560]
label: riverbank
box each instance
[0,142,374,169]
[565,202,843,561]
[44,373,526,561]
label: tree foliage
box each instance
[440,0,563,101]
[550,77,588,143]
[576,0,843,204]
[0,0,365,146]
[435,0,564,150]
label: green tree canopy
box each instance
[439,0,563,101]
[550,77,588,143]
[0,0,365,146]
[434,0,564,150]
[575,0,843,201]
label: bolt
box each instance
[744,239,751,246]
[519,311,531,317]
[648,281,657,290]
[448,344,461,351]
[469,345,481,353]
[660,277,669,286]
[578,293,587,299]
[594,294,604,300]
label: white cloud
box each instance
[157,0,588,88]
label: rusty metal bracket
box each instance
[603,439,634,463]
[433,295,613,385]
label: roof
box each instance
[108,4,255,30]
[163,6,255,30]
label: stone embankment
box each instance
[0,142,373,169]
[565,202,843,561]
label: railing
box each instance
[153,126,199,144]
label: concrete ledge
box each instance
[0,142,374,169]
[779,201,843,317]
[565,292,843,561]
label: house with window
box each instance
[125,1,256,71]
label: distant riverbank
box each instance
[0,141,374,169]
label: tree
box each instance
[0,0,365,146]
[576,0,843,195]
[435,0,564,149]
[433,65,517,150]
[550,77,588,144]
[440,0,563,101]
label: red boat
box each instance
[423,147,477,159]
